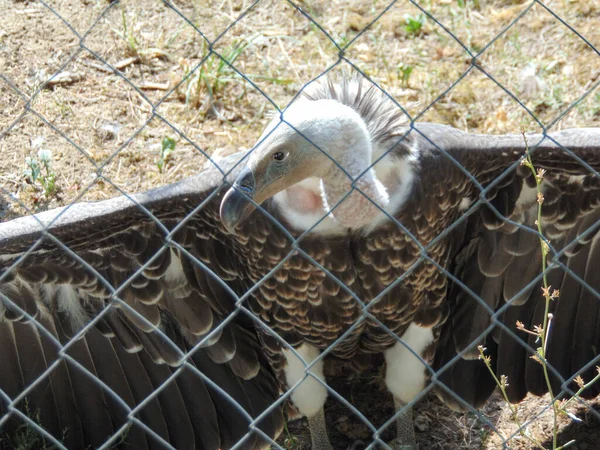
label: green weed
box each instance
[404,14,426,36]
[23,149,58,199]
[181,35,292,113]
[397,63,414,87]
[157,136,176,174]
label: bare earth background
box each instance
[1,0,600,448]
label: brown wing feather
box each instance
[2,118,599,447]
[83,324,154,449]
[0,158,284,449]
[431,126,600,411]
[135,348,197,450]
[104,332,171,447]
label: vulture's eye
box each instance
[272,151,287,161]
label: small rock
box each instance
[347,12,369,32]
[31,135,46,149]
[47,71,84,86]
[355,43,375,62]
[562,64,574,78]
[414,413,430,432]
[519,64,545,98]
[96,121,123,141]
[26,68,47,88]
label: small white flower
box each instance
[37,149,52,163]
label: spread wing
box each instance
[0,155,284,450]
[418,125,600,410]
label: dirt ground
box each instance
[2,0,600,448]
[275,353,600,450]
[284,380,600,450]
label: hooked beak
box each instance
[220,167,257,233]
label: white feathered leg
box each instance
[282,344,333,450]
[383,324,434,450]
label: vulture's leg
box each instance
[388,398,416,450]
[282,344,332,450]
[307,407,333,450]
[383,324,434,450]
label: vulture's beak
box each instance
[220,167,258,234]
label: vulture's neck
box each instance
[319,146,390,230]
[274,103,417,234]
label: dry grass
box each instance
[2,0,600,217]
[1,0,600,448]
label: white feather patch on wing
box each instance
[164,249,186,283]
[568,174,586,184]
[43,284,90,331]
[515,183,539,212]
[459,197,473,211]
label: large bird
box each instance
[1,75,600,450]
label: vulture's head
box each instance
[220,98,390,233]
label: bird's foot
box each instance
[307,408,334,450]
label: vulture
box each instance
[1,75,600,450]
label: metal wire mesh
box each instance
[1,0,600,449]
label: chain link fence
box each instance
[1,0,600,448]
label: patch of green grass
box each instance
[478,426,490,445]
[456,0,481,8]
[157,136,176,174]
[50,92,74,120]
[337,32,352,49]
[180,34,292,113]
[397,63,414,87]
[115,8,140,56]
[182,37,256,110]
[587,92,600,118]
[0,400,64,450]
[404,14,426,36]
